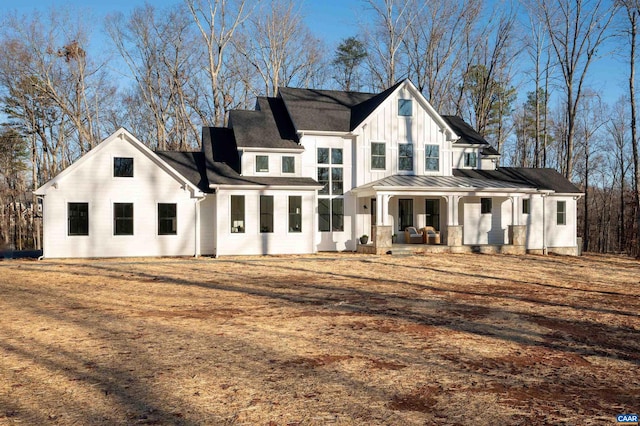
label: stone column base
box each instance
[447,225,463,247]
[373,225,392,250]
[508,225,526,246]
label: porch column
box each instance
[373,194,392,254]
[511,195,521,226]
[446,195,463,247]
[508,195,526,249]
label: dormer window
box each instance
[256,155,269,172]
[114,157,133,177]
[282,156,295,173]
[464,152,477,168]
[398,99,412,117]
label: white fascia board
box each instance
[238,147,304,153]
[210,184,323,191]
[297,130,355,138]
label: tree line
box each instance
[0,0,638,257]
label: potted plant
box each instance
[360,234,369,244]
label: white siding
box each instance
[241,151,303,177]
[200,195,216,255]
[545,195,578,249]
[214,189,316,256]
[41,137,199,258]
[461,197,509,245]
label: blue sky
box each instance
[0,0,629,106]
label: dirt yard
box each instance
[0,253,638,425]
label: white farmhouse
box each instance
[35,80,582,258]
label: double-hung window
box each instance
[557,201,566,225]
[425,144,439,171]
[114,203,134,235]
[399,143,413,171]
[282,156,295,173]
[158,203,177,235]
[371,142,386,170]
[317,147,344,231]
[68,203,89,236]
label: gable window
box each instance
[114,157,133,177]
[464,152,477,168]
[399,143,413,171]
[398,99,413,116]
[425,144,439,171]
[371,142,386,170]
[231,195,245,233]
[282,156,295,173]
[158,203,177,235]
[522,199,530,215]
[256,155,269,172]
[481,198,492,214]
[317,148,344,232]
[260,195,274,233]
[114,203,133,235]
[557,200,566,225]
[398,199,413,231]
[288,196,302,232]
[68,203,88,236]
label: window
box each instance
[256,155,269,172]
[398,199,413,231]
[425,145,439,171]
[158,203,177,235]
[464,152,477,168]
[398,99,412,116]
[399,143,413,171]
[68,203,88,236]
[231,195,245,233]
[260,195,274,233]
[317,148,344,232]
[522,199,530,215]
[114,157,133,177]
[481,198,492,214]
[371,142,386,170]
[114,203,133,235]
[282,156,295,173]
[288,196,302,232]
[557,200,566,225]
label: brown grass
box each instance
[0,253,638,425]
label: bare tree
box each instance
[238,0,326,97]
[536,0,618,179]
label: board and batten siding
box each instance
[41,136,199,258]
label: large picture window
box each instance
[158,203,177,235]
[398,199,413,231]
[557,200,566,225]
[425,145,439,171]
[231,195,245,233]
[399,143,413,171]
[114,157,133,177]
[114,203,133,235]
[317,147,344,232]
[260,195,274,233]
[68,203,89,236]
[288,196,302,232]
[371,142,386,170]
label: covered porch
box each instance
[352,175,537,255]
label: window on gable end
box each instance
[114,157,133,177]
[68,203,89,236]
[158,203,177,235]
[114,203,134,235]
[425,144,439,171]
[398,99,412,116]
[371,142,386,170]
[399,143,413,171]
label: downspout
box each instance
[542,193,547,255]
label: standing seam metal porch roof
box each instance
[353,174,539,192]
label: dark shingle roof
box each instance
[453,168,582,194]
[156,151,209,192]
[205,160,320,187]
[202,127,240,172]
[229,97,301,150]
[278,87,378,132]
[442,115,492,147]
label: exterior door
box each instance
[426,199,440,231]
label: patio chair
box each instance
[421,226,441,245]
[404,226,423,244]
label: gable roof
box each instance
[453,168,582,194]
[442,116,491,147]
[228,96,301,150]
[34,128,203,196]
